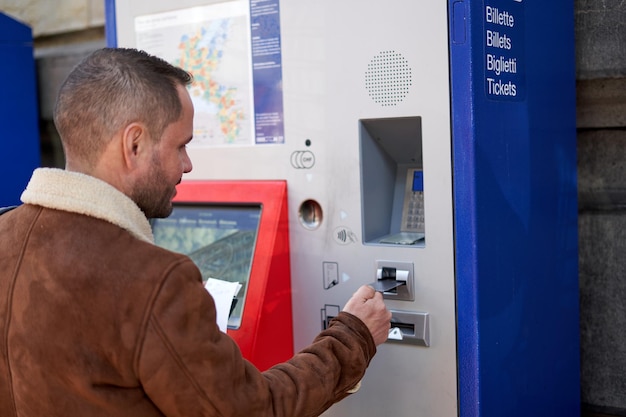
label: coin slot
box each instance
[298,199,323,230]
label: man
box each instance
[0,48,391,416]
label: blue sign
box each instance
[250,0,285,144]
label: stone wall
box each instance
[575,0,626,415]
[0,0,104,37]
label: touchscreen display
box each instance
[151,204,262,329]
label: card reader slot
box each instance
[373,261,415,301]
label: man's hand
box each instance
[342,285,392,346]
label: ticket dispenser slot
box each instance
[388,310,430,347]
[359,116,424,246]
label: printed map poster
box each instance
[135,0,285,147]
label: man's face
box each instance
[133,85,194,218]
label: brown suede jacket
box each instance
[0,169,376,417]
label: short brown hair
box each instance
[53,48,192,166]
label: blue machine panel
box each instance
[450,1,579,416]
[0,13,40,206]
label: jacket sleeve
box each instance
[136,258,377,417]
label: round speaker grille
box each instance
[365,50,412,106]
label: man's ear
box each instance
[121,122,150,170]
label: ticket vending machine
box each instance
[0,13,40,206]
[107,1,579,416]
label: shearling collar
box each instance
[20,168,154,243]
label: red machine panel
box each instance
[152,180,293,371]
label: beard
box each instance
[132,151,177,219]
